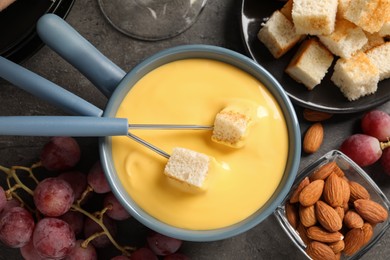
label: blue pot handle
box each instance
[37,14,126,98]
[0,56,103,117]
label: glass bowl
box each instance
[274,150,390,259]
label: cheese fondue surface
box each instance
[112,59,289,230]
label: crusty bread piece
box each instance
[164,147,209,189]
[0,0,16,11]
[366,42,390,80]
[258,10,303,58]
[331,52,379,101]
[280,0,293,21]
[344,0,390,33]
[212,108,251,148]
[337,0,351,18]
[379,20,390,37]
[318,19,368,58]
[286,38,334,90]
[361,32,385,52]
[292,0,338,35]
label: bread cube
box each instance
[292,0,338,35]
[337,0,351,18]
[280,0,293,21]
[212,109,251,148]
[344,0,390,33]
[318,19,368,58]
[257,10,303,58]
[366,42,390,80]
[361,32,385,52]
[286,38,334,90]
[331,52,379,101]
[164,147,209,189]
[379,20,390,37]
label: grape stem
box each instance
[380,140,390,150]
[71,204,135,256]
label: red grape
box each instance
[130,247,158,260]
[0,206,35,248]
[0,186,6,213]
[34,177,74,217]
[103,192,131,221]
[83,215,117,248]
[146,231,182,256]
[87,161,111,193]
[1,198,21,215]
[164,253,190,260]
[20,239,45,260]
[60,211,85,236]
[33,218,76,259]
[361,110,390,142]
[40,136,81,171]
[340,134,382,167]
[58,170,88,201]
[381,148,390,175]
[66,239,97,260]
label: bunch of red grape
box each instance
[339,110,390,174]
[0,136,189,259]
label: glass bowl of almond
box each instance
[274,150,390,260]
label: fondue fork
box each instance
[0,116,214,159]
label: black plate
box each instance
[0,0,74,63]
[240,0,390,113]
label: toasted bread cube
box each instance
[337,0,351,18]
[344,0,390,33]
[331,52,379,101]
[212,109,250,148]
[361,32,385,52]
[379,20,390,37]
[318,19,368,58]
[292,0,338,35]
[280,0,293,21]
[366,42,390,80]
[257,10,303,58]
[286,38,334,90]
[164,147,209,189]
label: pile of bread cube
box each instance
[258,0,390,101]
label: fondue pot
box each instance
[0,14,301,241]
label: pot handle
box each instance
[0,56,103,117]
[36,14,126,98]
[0,116,129,136]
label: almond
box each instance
[306,226,343,243]
[315,201,343,232]
[323,173,344,207]
[285,202,299,229]
[362,222,374,244]
[334,206,344,222]
[299,180,325,206]
[343,227,366,256]
[303,123,324,154]
[297,222,311,245]
[328,240,345,254]
[332,164,345,178]
[310,162,337,181]
[303,108,333,122]
[290,177,310,203]
[354,199,388,224]
[349,181,370,202]
[344,210,364,229]
[339,177,350,204]
[300,205,317,227]
[306,241,337,260]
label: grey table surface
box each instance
[0,0,390,259]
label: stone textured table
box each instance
[0,0,389,259]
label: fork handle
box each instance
[0,116,128,136]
